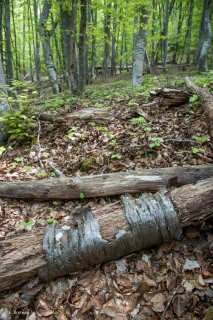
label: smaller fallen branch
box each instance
[39,108,112,124]
[143,87,190,108]
[185,77,213,140]
[0,165,212,200]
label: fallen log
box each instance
[185,77,213,139]
[0,165,213,200]
[39,108,112,124]
[146,87,190,107]
[0,177,212,293]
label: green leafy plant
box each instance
[0,146,6,156]
[95,126,109,132]
[148,137,164,149]
[111,153,122,159]
[191,147,205,154]
[0,108,36,141]
[193,135,208,145]
[19,220,35,228]
[80,192,85,199]
[189,95,199,103]
[130,117,152,132]
[47,218,58,224]
[109,139,117,146]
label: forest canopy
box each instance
[0,0,212,95]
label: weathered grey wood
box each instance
[149,87,190,107]
[0,177,212,293]
[0,165,213,200]
[39,108,112,123]
[185,77,213,139]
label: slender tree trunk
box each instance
[70,0,79,94]
[0,0,3,59]
[111,3,117,76]
[78,0,87,93]
[4,0,13,83]
[162,0,169,68]
[103,2,111,77]
[0,53,10,144]
[39,0,60,94]
[172,2,183,64]
[60,5,72,91]
[28,2,34,82]
[132,6,149,86]
[91,3,97,79]
[22,3,26,78]
[185,0,194,64]
[33,0,40,81]
[195,0,212,72]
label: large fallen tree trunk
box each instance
[0,177,212,293]
[39,108,112,124]
[185,77,213,139]
[0,165,213,200]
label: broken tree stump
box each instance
[0,177,212,293]
[39,108,112,124]
[185,77,213,140]
[145,87,190,107]
[0,165,213,200]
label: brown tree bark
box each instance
[185,77,213,139]
[147,87,190,107]
[0,165,212,200]
[0,177,212,293]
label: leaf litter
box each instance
[0,79,213,319]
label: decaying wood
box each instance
[185,77,213,139]
[0,177,212,293]
[39,108,112,123]
[143,87,190,107]
[0,165,212,200]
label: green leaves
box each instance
[111,153,122,159]
[193,135,209,145]
[19,220,35,229]
[0,146,6,156]
[148,137,164,149]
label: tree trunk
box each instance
[78,0,87,93]
[162,0,170,68]
[70,0,79,94]
[0,165,212,200]
[103,2,111,77]
[185,0,194,64]
[132,6,149,86]
[194,0,212,72]
[39,0,60,94]
[60,5,72,92]
[33,0,40,82]
[111,3,117,76]
[4,0,13,83]
[0,177,212,293]
[185,77,213,140]
[0,53,10,144]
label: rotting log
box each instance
[0,177,212,293]
[0,165,213,200]
[39,108,112,124]
[185,77,213,139]
[145,87,190,107]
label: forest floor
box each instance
[0,69,213,319]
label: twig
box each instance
[161,285,180,320]
[46,160,65,178]
[36,119,45,170]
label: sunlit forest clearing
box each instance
[0,0,213,319]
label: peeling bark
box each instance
[0,165,212,200]
[0,177,212,293]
